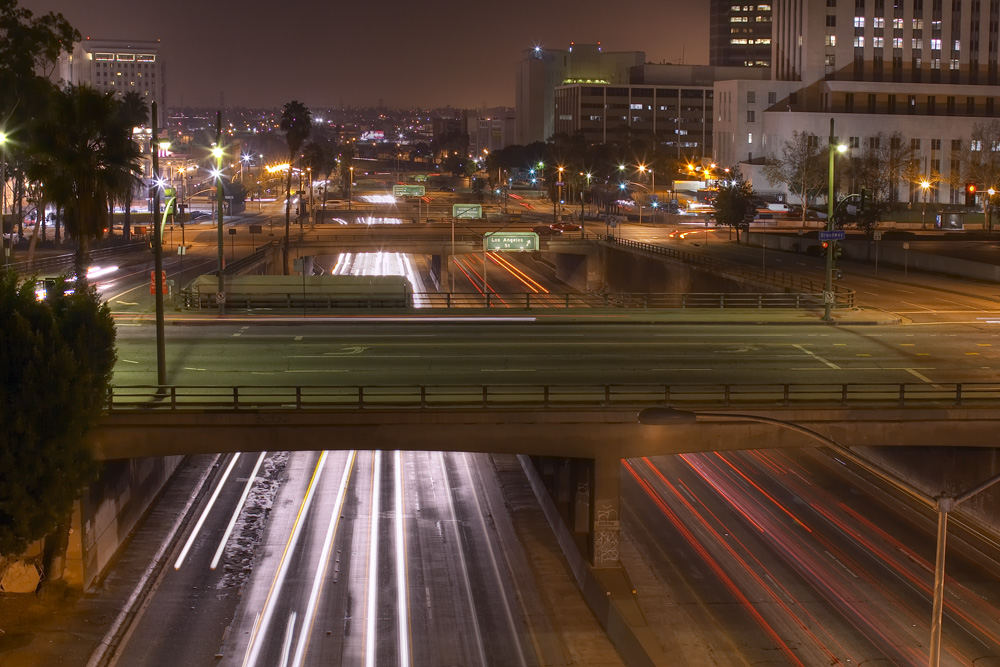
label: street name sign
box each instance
[484,232,539,251]
[453,204,483,219]
[818,230,846,241]
[393,184,426,197]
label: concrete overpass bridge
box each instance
[89,381,1000,568]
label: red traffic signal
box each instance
[968,183,977,193]
[821,241,830,249]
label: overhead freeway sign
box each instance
[453,203,483,219]
[484,232,539,251]
[393,184,425,197]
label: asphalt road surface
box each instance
[114,321,1000,388]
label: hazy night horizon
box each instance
[20,0,707,108]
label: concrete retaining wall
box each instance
[76,456,184,589]
[855,447,1000,533]
[746,232,1000,282]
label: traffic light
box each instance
[821,241,830,250]
[966,183,978,207]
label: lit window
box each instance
[854,16,865,28]
[854,36,865,47]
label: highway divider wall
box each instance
[746,232,1000,282]
[73,456,184,590]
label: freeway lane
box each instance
[113,321,1000,388]
[623,448,1000,665]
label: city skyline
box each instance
[22,0,708,108]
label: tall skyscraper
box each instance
[710,1,773,69]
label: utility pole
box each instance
[151,102,166,386]
[216,111,225,315]
[824,117,836,323]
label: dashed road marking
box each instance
[183,367,208,371]
[792,344,840,369]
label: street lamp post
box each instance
[824,119,847,322]
[213,112,225,315]
[151,102,166,386]
[556,166,564,223]
[0,131,8,266]
[920,179,931,229]
[348,165,354,211]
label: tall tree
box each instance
[762,131,827,227]
[0,270,115,562]
[31,86,142,284]
[713,171,756,243]
[114,91,148,241]
[279,100,311,274]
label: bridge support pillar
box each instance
[590,455,621,568]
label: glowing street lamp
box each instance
[0,130,8,265]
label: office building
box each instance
[467,108,517,156]
[515,43,645,145]
[716,0,1000,205]
[710,1,773,68]
[57,38,166,124]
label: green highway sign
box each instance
[393,184,426,197]
[414,174,428,182]
[453,203,483,219]
[484,232,539,251]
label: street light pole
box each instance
[151,102,166,386]
[214,111,225,315]
[0,131,7,266]
[824,118,837,322]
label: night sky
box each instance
[21,0,707,109]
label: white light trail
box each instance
[174,453,241,570]
[438,452,488,666]
[364,450,382,667]
[291,451,357,667]
[243,452,329,667]
[394,451,411,667]
[210,451,268,570]
[278,612,297,667]
[361,194,397,204]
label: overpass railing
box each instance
[181,290,835,310]
[7,241,148,276]
[106,382,1000,411]
[606,236,855,308]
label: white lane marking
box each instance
[364,451,382,667]
[481,368,536,372]
[115,300,138,306]
[394,451,412,667]
[648,368,713,372]
[175,453,241,569]
[210,451,268,570]
[119,359,139,364]
[278,612,297,667]
[458,454,527,667]
[792,344,840,369]
[904,368,940,387]
[285,369,350,373]
[439,452,488,667]
[294,336,303,341]
[291,450,357,667]
[183,367,208,371]
[243,452,329,667]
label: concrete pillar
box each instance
[586,246,605,292]
[591,456,622,568]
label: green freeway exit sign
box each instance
[452,203,483,219]
[393,184,425,197]
[484,232,539,251]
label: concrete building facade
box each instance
[710,0,773,68]
[467,107,517,156]
[515,43,645,145]
[717,0,1000,206]
[57,38,166,124]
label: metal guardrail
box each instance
[606,236,856,308]
[106,382,1000,411]
[7,241,148,275]
[181,290,834,310]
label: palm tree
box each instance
[302,137,337,224]
[279,100,311,274]
[32,85,142,285]
[115,91,148,240]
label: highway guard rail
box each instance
[7,241,148,276]
[106,382,1000,411]
[605,236,856,309]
